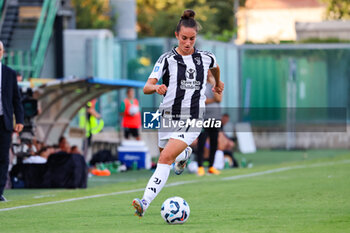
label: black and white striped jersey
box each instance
[148,47,217,119]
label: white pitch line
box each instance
[0,159,349,212]
[222,159,350,181]
[221,166,303,181]
[0,188,145,212]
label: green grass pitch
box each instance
[1,150,350,233]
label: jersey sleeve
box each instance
[207,52,218,69]
[148,53,167,81]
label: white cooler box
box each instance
[118,140,151,169]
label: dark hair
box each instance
[176,9,201,33]
[127,87,134,93]
[38,146,49,155]
[58,136,66,144]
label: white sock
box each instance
[175,147,189,163]
[213,150,225,170]
[142,163,171,207]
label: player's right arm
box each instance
[143,78,167,95]
[144,53,169,95]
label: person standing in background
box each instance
[0,41,24,202]
[16,72,23,82]
[221,113,235,141]
[78,100,104,159]
[120,88,141,140]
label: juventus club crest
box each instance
[194,57,201,65]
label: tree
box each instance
[137,0,238,41]
[321,0,350,20]
[72,0,114,30]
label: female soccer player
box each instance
[132,9,224,217]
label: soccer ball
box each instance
[128,105,139,116]
[160,196,190,224]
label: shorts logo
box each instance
[143,110,161,129]
[154,66,160,72]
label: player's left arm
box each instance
[213,90,222,103]
[210,65,224,94]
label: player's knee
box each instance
[158,151,174,165]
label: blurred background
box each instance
[1,0,349,176]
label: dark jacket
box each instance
[1,64,24,131]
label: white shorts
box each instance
[158,130,201,148]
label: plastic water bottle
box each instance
[241,157,247,168]
[224,158,230,169]
[132,161,138,171]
